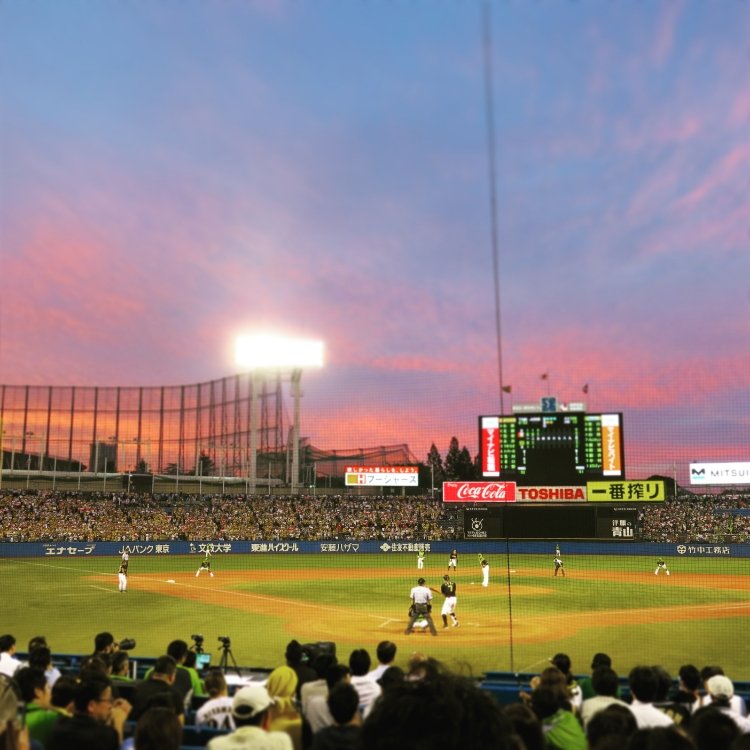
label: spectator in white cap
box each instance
[206,684,292,750]
[704,675,750,733]
[694,666,748,718]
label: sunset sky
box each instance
[1,0,748,483]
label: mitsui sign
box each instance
[690,462,750,486]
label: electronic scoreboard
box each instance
[479,412,624,486]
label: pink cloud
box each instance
[651,0,686,67]
[673,143,750,213]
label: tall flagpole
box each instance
[483,1,506,415]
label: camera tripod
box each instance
[218,640,241,676]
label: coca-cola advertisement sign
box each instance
[443,481,517,503]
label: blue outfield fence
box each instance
[0,540,749,558]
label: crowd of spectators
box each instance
[0,491,456,542]
[0,489,748,543]
[2,632,750,750]
[639,495,750,543]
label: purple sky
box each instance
[1,0,748,483]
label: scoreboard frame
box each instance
[479,412,625,486]
[462,504,638,540]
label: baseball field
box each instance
[3,550,750,679]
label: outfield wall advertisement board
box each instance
[690,462,750,486]
[443,481,516,502]
[344,466,418,486]
[443,483,588,502]
[1,540,749,557]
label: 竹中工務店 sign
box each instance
[345,466,418,487]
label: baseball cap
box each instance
[706,675,734,699]
[232,685,274,719]
[443,575,450,581]
[417,577,425,585]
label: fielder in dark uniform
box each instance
[118,559,129,592]
[448,549,458,571]
[196,557,214,578]
[440,575,458,628]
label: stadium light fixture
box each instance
[235,334,325,494]
[235,335,324,370]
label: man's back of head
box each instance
[204,669,228,698]
[587,704,637,749]
[327,683,361,727]
[152,655,177,680]
[591,653,612,671]
[375,641,396,666]
[94,632,115,654]
[285,640,304,667]
[311,653,337,680]
[689,706,740,750]
[678,665,701,693]
[591,667,620,698]
[29,646,52,672]
[629,666,658,703]
[349,649,371,678]
[363,669,518,750]
[166,640,189,664]
[325,664,351,691]
[0,634,16,654]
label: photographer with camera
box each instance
[92,633,136,659]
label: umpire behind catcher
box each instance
[404,577,437,636]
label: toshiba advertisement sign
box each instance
[443,481,517,503]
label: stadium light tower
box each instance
[235,334,324,493]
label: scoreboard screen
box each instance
[479,412,624,486]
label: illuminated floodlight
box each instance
[235,335,324,370]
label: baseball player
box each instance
[118,557,129,592]
[196,555,214,578]
[555,544,561,558]
[417,549,425,570]
[448,549,458,571]
[553,555,565,577]
[481,558,490,587]
[439,574,459,628]
[655,557,670,576]
[404,577,437,635]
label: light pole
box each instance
[235,334,324,495]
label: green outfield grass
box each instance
[3,552,749,679]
